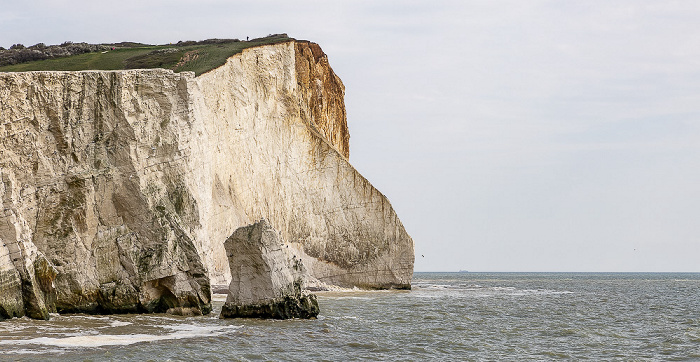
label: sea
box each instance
[0,272,698,361]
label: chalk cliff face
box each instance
[0,40,414,319]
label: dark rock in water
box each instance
[166,306,203,317]
[221,293,319,319]
[220,219,319,319]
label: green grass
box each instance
[0,34,293,76]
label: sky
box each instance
[2,1,699,272]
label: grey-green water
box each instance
[1,273,699,361]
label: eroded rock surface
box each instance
[220,220,319,319]
[0,40,414,319]
[192,41,414,289]
[0,70,212,318]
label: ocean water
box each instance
[1,272,699,361]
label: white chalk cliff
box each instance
[0,40,414,319]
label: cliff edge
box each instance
[0,40,414,319]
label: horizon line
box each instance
[413,270,700,273]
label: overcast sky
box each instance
[2,1,699,272]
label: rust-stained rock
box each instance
[294,41,349,158]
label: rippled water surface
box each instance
[1,272,699,361]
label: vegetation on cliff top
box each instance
[0,34,292,76]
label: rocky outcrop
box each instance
[0,40,414,320]
[220,220,319,319]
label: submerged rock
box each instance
[220,220,319,319]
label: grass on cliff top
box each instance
[0,34,293,76]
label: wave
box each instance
[106,320,132,328]
[413,283,574,297]
[0,324,242,348]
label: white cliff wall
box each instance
[0,40,413,318]
[191,41,413,288]
[0,70,211,317]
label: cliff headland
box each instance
[0,36,414,320]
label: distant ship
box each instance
[458,270,469,273]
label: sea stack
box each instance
[0,39,414,319]
[220,220,319,319]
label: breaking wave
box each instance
[0,324,241,349]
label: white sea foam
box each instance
[0,324,242,348]
[0,348,66,355]
[34,327,82,335]
[67,315,110,321]
[313,285,362,292]
[501,289,574,296]
[327,315,358,320]
[0,323,30,333]
[212,293,228,302]
[418,284,453,289]
[492,286,517,291]
[412,284,575,299]
[107,320,132,327]
[321,296,372,300]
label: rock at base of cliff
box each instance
[220,294,319,319]
[220,219,319,319]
